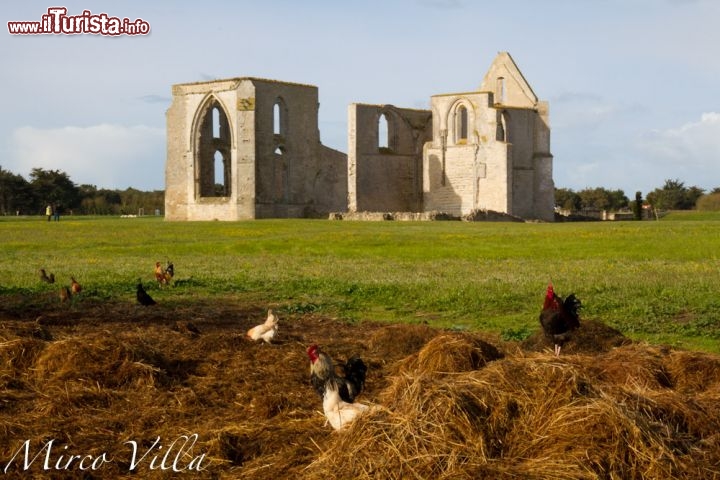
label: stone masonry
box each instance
[165,78,346,221]
[165,52,554,221]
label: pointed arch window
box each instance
[273,97,288,163]
[195,98,231,198]
[212,108,221,138]
[273,103,281,135]
[497,110,509,142]
[456,105,468,144]
[378,113,390,152]
[214,150,226,196]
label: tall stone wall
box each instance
[166,79,249,221]
[348,104,432,212]
[165,78,348,221]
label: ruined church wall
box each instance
[533,101,555,221]
[422,92,512,216]
[165,90,190,221]
[253,81,322,218]
[166,78,347,221]
[166,80,253,221]
[423,141,511,216]
[348,104,431,212]
[315,145,348,215]
[503,105,555,221]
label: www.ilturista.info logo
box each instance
[8,7,150,36]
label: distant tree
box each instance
[78,185,123,215]
[0,166,165,216]
[632,191,643,220]
[577,187,628,211]
[118,188,164,215]
[646,179,705,210]
[29,168,81,213]
[607,189,630,211]
[696,193,720,211]
[686,186,705,207]
[554,188,581,211]
[0,166,34,215]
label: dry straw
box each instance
[307,338,720,480]
[1,305,719,479]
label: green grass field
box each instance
[2,212,720,352]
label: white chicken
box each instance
[246,309,279,344]
[323,381,372,431]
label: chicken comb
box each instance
[307,344,320,360]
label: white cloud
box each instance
[9,124,165,190]
[636,113,720,167]
[633,112,720,189]
[551,91,642,131]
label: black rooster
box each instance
[539,283,581,357]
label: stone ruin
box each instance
[164,52,554,221]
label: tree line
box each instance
[0,166,164,216]
[1,166,719,217]
[555,179,720,214]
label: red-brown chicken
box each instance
[70,276,82,295]
[539,283,581,357]
[307,344,367,403]
[155,262,172,286]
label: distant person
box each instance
[45,204,52,221]
[53,204,61,221]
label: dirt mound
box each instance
[521,318,632,354]
[368,322,441,359]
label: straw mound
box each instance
[0,337,47,381]
[394,332,503,376]
[33,332,166,388]
[307,344,720,480]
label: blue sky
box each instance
[2,0,719,195]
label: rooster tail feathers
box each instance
[563,293,582,326]
[344,355,367,383]
[564,293,582,312]
[342,355,367,400]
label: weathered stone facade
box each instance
[165,52,554,221]
[421,52,554,220]
[348,104,432,213]
[165,78,346,221]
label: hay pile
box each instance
[1,302,720,479]
[307,341,720,480]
